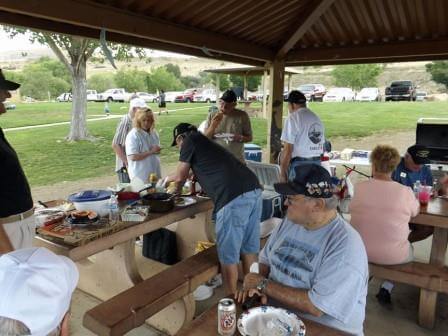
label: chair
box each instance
[246,161,283,220]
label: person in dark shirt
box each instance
[168,123,262,294]
[0,70,34,252]
[391,144,433,243]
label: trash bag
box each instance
[142,228,178,265]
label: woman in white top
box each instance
[125,108,161,183]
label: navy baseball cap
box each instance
[220,89,237,103]
[274,164,333,198]
[171,123,197,146]
[286,90,306,104]
[0,70,20,90]
[407,144,430,164]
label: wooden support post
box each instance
[262,69,268,119]
[215,74,220,101]
[243,74,248,100]
[267,59,285,163]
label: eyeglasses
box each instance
[286,196,298,205]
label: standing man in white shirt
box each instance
[279,90,325,182]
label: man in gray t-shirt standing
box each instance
[236,164,368,335]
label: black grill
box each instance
[416,119,448,162]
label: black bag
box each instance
[142,228,178,265]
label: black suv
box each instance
[385,80,417,101]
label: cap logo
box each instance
[416,150,429,158]
[306,181,330,196]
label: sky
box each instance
[0,29,191,57]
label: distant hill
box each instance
[0,47,445,94]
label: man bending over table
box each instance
[237,164,368,335]
[168,123,262,295]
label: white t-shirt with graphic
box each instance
[281,107,325,158]
[259,215,368,335]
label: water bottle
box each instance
[109,195,119,225]
[413,180,421,198]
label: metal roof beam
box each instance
[0,11,266,67]
[0,0,274,62]
[287,39,448,65]
[276,0,335,58]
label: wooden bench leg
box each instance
[419,289,437,328]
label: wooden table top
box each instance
[177,301,347,336]
[412,197,448,228]
[35,197,213,261]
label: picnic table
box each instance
[410,196,448,328]
[177,297,347,336]
[34,197,214,334]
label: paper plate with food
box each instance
[237,306,306,336]
[66,210,100,227]
[174,197,197,207]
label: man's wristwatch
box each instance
[256,278,269,293]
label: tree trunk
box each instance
[67,60,89,141]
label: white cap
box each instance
[129,97,148,109]
[0,247,79,336]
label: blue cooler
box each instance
[244,143,262,162]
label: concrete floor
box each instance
[70,237,448,336]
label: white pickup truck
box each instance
[96,88,130,102]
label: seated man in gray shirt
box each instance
[236,164,368,335]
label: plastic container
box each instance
[68,190,112,217]
[244,143,262,162]
[109,195,120,224]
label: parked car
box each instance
[323,88,355,102]
[174,88,198,103]
[86,90,98,101]
[56,92,72,102]
[385,80,417,101]
[164,91,183,103]
[193,89,217,103]
[297,83,326,102]
[96,88,130,102]
[4,101,16,110]
[356,87,381,102]
[135,92,158,103]
[416,90,428,102]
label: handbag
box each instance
[142,228,178,265]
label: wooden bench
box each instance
[83,247,220,336]
[369,261,448,326]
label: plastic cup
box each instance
[418,186,432,206]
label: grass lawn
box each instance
[4,101,448,187]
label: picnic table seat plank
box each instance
[83,247,219,336]
[369,262,448,293]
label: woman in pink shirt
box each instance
[350,145,419,304]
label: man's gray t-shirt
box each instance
[259,215,368,335]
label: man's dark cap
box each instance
[220,89,237,103]
[407,144,431,164]
[274,164,333,198]
[171,123,197,146]
[0,70,20,91]
[286,90,306,104]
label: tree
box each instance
[229,74,261,91]
[331,64,383,90]
[180,75,201,88]
[199,72,230,91]
[87,73,116,93]
[4,25,144,141]
[425,61,448,89]
[146,67,184,92]
[18,57,71,100]
[114,68,148,92]
[164,63,181,78]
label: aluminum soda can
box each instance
[218,298,236,335]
